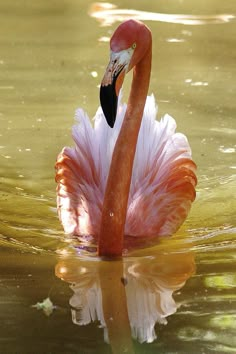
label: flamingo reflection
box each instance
[55,251,195,351]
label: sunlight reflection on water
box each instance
[89,2,235,26]
[0,0,236,352]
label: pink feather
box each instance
[55,94,197,243]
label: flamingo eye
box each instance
[132,43,136,49]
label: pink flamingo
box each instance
[55,20,197,257]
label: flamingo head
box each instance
[100,19,152,127]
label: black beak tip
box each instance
[100,84,118,128]
[108,120,115,129]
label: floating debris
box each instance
[32,297,56,316]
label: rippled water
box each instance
[0,1,236,353]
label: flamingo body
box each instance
[56,94,197,242]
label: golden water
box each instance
[0,1,235,353]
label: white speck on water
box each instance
[181,30,192,36]
[166,38,185,43]
[15,187,24,191]
[191,81,208,87]
[219,146,235,154]
[185,79,208,86]
[98,36,110,42]
[109,212,114,217]
[91,71,98,78]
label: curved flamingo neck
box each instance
[98,42,152,257]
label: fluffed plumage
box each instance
[55,94,197,242]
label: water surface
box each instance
[0,0,236,353]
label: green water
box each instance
[0,0,236,353]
